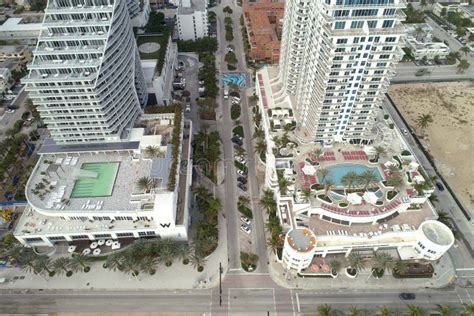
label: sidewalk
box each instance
[268,251,456,290]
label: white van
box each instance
[223,87,229,99]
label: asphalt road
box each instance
[0,88,29,139]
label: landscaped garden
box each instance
[193,124,222,183]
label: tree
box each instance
[160,241,175,266]
[385,175,404,189]
[415,113,433,131]
[194,185,212,202]
[267,235,282,254]
[420,0,427,8]
[106,252,124,271]
[463,304,474,315]
[406,304,423,316]
[324,179,335,196]
[318,167,331,183]
[435,305,454,316]
[349,306,365,316]
[301,187,312,201]
[313,148,324,159]
[437,210,450,226]
[429,193,439,203]
[255,139,267,155]
[70,254,91,273]
[272,135,282,148]
[140,256,159,275]
[317,304,335,316]
[360,170,378,189]
[457,59,470,74]
[177,244,192,264]
[189,251,207,271]
[341,171,359,190]
[136,176,154,192]
[387,164,399,175]
[260,189,277,214]
[378,306,391,316]
[374,145,387,161]
[252,127,264,140]
[223,6,233,14]
[347,252,365,271]
[329,259,341,274]
[120,255,140,279]
[373,252,395,272]
[278,175,290,196]
[460,46,471,56]
[235,145,246,157]
[415,26,425,42]
[33,255,54,276]
[52,257,72,276]
[393,260,409,275]
[144,145,163,158]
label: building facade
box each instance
[276,0,406,144]
[176,0,208,41]
[22,0,148,145]
[0,45,32,63]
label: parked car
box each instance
[240,223,251,234]
[237,169,247,176]
[237,182,247,191]
[185,97,191,106]
[435,181,445,191]
[5,108,15,114]
[231,96,241,104]
[240,216,251,225]
[401,128,409,136]
[237,176,247,184]
[399,293,416,300]
[231,136,243,146]
[415,68,430,77]
[185,105,191,112]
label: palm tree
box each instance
[360,170,378,189]
[429,193,439,203]
[347,252,365,271]
[235,145,246,157]
[415,114,433,131]
[436,210,450,226]
[374,145,386,161]
[272,135,282,148]
[52,257,72,276]
[238,195,250,207]
[406,304,423,316]
[177,244,192,264]
[373,252,395,274]
[255,139,267,155]
[140,256,159,275]
[280,132,290,146]
[387,164,399,175]
[313,148,324,159]
[278,176,289,196]
[144,145,163,158]
[463,304,474,315]
[267,235,282,254]
[136,176,154,192]
[33,255,54,276]
[253,112,262,127]
[324,179,335,196]
[252,127,264,140]
[457,59,470,74]
[105,252,124,271]
[341,171,359,190]
[385,175,404,189]
[435,305,453,316]
[393,260,409,275]
[283,123,293,133]
[194,185,212,202]
[160,242,175,266]
[189,251,207,271]
[19,252,38,274]
[317,304,335,316]
[414,26,425,42]
[301,187,312,201]
[260,189,276,214]
[378,305,391,316]
[120,255,140,279]
[70,253,91,273]
[349,306,364,316]
[329,259,341,274]
[318,167,330,183]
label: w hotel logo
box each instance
[160,223,171,228]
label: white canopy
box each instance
[363,146,375,155]
[384,160,397,168]
[347,193,362,205]
[413,175,425,184]
[302,164,317,176]
[363,191,379,204]
[409,161,419,171]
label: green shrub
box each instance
[232,125,244,138]
[231,103,241,120]
[238,204,253,219]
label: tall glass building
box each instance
[278,0,406,143]
[23,0,148,144]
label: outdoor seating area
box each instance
[309,151,336,162]
[319,196,406,218]
[341,151,368,161]
[298,162,317,188]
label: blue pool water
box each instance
[319,164,383,186]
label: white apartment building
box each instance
[22,0,148,145]
[176,0,208,41]
[404,23,450,60]
[0,18,43,44]
[270,0,406,144]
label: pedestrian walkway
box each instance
[268,251,456,290]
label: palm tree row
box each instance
[340,170,380,190]
[260,189,284,254]
[193,185,220,258]
[316,303,474,316]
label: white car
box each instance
[237,169,246,176]
[185,105,191,112]
[5,108,15,114]
[401,128,408,136]
[237,158,246,165]
[240,224,251,234]
[240,216,251,225]
[232,96,241,104]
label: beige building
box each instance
[0,45,32,63]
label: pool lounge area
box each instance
[70,162,120,198]
[318,163,384,186]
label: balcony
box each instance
[29,58,102,70]
[46,4,114,14]
[35,45,105,55]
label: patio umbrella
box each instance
[82,248,91,255]
[321,264,330,273]
[105,239,113,247]
[347,193,362,205]
[97,239,105,246]
[67,245,76,253]
[90,242,98,249]
[309,264,320,273]
[92,248,101,256]
[302,164,317,176]
[363,191,378,204]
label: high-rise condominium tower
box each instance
[279,0,405,143]
[23,0,148,144]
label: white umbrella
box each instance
[347,193,362,205]
[90,242,98,249]
[409,161,419,171]
[82,248,91,255]
[111,242,121,250]
[105,239,113,246]
[363,191,379,204]
[302,164,317,176]
[92,248,101,256]
[68,245,76,253]
[97,239,105,246]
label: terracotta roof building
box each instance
[243,0,284,64]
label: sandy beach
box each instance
[389,82,474,213]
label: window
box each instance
[335,21,346,29]
[386,36,396,42]
[116,232,134,237]
[25,237,43,242]
[49,236,66,241]
[383,8,396,15]
[337,38,348,44]
[367,21,377,28]
[351,9,378,16]
[351,21,364,29]
[334,10,349,16]
[382,20,394,28]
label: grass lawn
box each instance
[233,125,244,138]
[137,35,163,59]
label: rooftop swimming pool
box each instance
[70,162,120,198]
[319,163,383,186]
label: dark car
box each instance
[435,181,445,191]
[237,182,247,191]
[399,293,416,300]
[237,176,247,184]
[231,136,243,146]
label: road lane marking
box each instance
[272,288,277,316]
[290,289,295,315]
[466,288,473,303]
[296,293,301,313]
[456,268,474,271]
